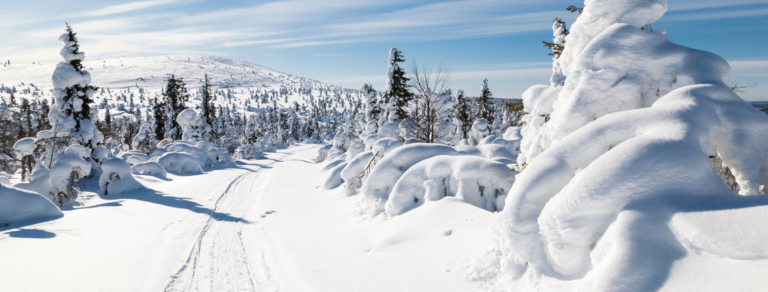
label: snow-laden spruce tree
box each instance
[151,97,167,141]
[360,84,379,137]
[489,0,768,290]
[200,73,216,139]
[48,23,103,157]
[454,90,472,140]
[162,75,189,141]
[476,78,493,121]
[383,48,413,121]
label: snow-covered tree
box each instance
[162,75,189,140]
[200,73,216,137]
[150,97,166,142]
[383,48,413,120]
[477,78,493,121]
[48,23,103,155]
[454,90,472,139]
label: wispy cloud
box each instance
[81,0,188,17]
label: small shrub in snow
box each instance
[154,152,204,174]
[99,157,142,195]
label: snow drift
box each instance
[0,184,63,227]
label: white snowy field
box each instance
[4,143,768,291]
[0,144,497,292]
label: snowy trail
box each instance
[163,154,288,292]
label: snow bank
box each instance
[131,161,167,178]
[323,161,348,190]
[386,155,515,216]
[0,184,63,227]
[154,152,204,174]
[361,144,459,211]
[99,157,142,195]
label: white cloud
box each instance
[81,0,188,17]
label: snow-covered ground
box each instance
[0,144,497,291]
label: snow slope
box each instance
[0,55,326,92]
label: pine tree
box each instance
[477,78,493,121]
[49,23,103,152]
[543,18,568,59]
[200,73,216,135]
[20,98,32,137]
[162,75,189,140]
[454,90,472,139]
[384,48,413,120]
[152,97,167,140]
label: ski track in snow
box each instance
[164,153,290,292]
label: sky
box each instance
[0,0,767,100]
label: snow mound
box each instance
[131,161,168,178]
[323,161,348,190]
[100,157,142,195]
[0,184,63,227]
[154,152,204,174]
[13,138,36,156]
[386,155,515,216]
[361,144,459,212]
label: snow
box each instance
[154,152,204,174]
[0,183,62,227]
[100,157,143,196]
[13,137,36,156]
[361,143,459,212]
[385,155,515,216]
[131,161,168,178]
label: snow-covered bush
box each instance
[0,183,63,227]
[469,119,489,144]
[314,144,333,163]
[340,151,374,196]
[132,123,157,154]
[48,145,91,206]
[153,152,204,174]
[131,161,167,178]
[361,144,460,213]
[345,140,365,161]
[492,0,768,290]
[118,150,149,165]
[323,161,348,190]
[177,109,211,143]
[99,157,142,195]
[386,155,515,216]
[372,138,402,156]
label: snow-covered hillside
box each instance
[0,55,329,92]
[0,55,353,122]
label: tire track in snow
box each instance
[164,160,284,292]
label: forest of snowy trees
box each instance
[0,24,520,209]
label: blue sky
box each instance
[1,0,766,100]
